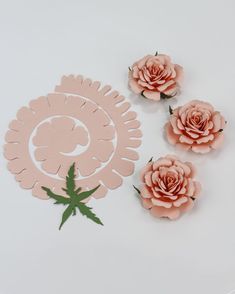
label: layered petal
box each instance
[165,100,226,153]
[138,155,201,220]
[128,53,183,101]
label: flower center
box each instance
[191,111,202,124]
[162,171,178,191]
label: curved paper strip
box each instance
[4,75,142,199]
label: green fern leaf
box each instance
[77,203,103,226]
[41,187,70,205]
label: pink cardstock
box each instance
[4,75,142,199]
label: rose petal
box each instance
[152,189,162,198]
[174,160,191,176]
[196,134,214,144]
[153,158,173,170]
[173,196,188,207]
[165,154,179,161]
[185,162,196,177]
[157,80,175,92]
[140,162,153,182]
[210,132,224,149]
[179,135,194,144]
[150,206,181,220]
[191,144,211,153]
[193,181,201,198]
[170,116,182,135]
[138,80,154,90]
[165,122,179,145]
[177,119,185,130]
[220,115,226,129]
[143,90,161,101]
[186,131,200,139]
[132,66,139,79]
[162,84,178,96]
[129,78,143,94]
[135,55,152,69]
[185,179,195,196]
[140,185,153,198]
[151,198,172,208]
[212,112,222,132]
[156,54,172,64]
[142,198,153,209]
[176,142,191,151]
[144,171,153,187]
[179,198,194,213]
[174,64,184,84]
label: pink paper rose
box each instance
[165,100,226,153]
[138,155,201,220]
[128,53,183,101]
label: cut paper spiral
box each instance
[4,75,142,199]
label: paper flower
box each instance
[165,100,226,153]
[4,75,142,199]
[128,52,183,101]
[135,155,201,220]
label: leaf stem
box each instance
[133,185,141,195]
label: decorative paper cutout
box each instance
[133,155,201,220]
[42,163,103,230]
[128,52,183,101]
[165,100,226,153]
[4,75,142,199]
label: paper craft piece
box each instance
[42,163,103,230]
[4,75,142,199]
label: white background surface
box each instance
[0,0,235,293]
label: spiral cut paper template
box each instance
[4,75,142,199]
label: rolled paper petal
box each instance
[129,77,143,94]
[128,53,183,101]
[143,90,161,101]
[165,100,226,153]
[137,155,201,220]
